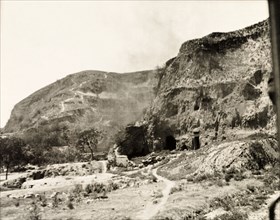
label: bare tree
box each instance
[76,129,100,160]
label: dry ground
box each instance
[1,150,279,220]
[0,176,164,220]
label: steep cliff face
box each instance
[4,70,157,150]
[144,19,274,150]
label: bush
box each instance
[233,173,245,181]
[14,199,20,207]
[72,184,83,198]
[210,196,233,211]
[213,179,226,187]
[152,190,163,198]
[193,173,210,183]
[212,210,248,220]
[27,202,42,220]
[66,201,74,210]
[107,181,119,191]
[225,173,234,182]
[170,184,183,195]
[84,184,93,195]
[92,182,106,193]
[246,184,256,193]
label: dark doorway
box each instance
[192,136,200,150]
[165,135,176,150]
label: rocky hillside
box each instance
[143,19,275,151]
[4,70,157,150]
[4,19,275,155]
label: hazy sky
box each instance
[1,1,269,128]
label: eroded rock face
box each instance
[158,136,279,179]
[193,138,279,174]
[144,19,274,148]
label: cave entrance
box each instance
[165,135,176,150]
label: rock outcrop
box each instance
[157,135,279,179]
[194,137,278,174]
[143,19,274,149]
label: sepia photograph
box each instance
[0,0,279,219]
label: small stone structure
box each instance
[114,148,129,167]
[115,155,129,167]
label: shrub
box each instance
[214,179,226,187]
[14,200,20,207]
[212,210,248,220]
[170,184,183,195]
[233,173,245,181]
[193,173,210,183]
[92,182,106,193]
[84,184,93,194]
[39,195,47,207]
[246,184,256,193]
[107,181,119,191]
[210,196,233,211]
[126,171,147,180]
[72,184,83,198]
[152,190,163,198]
[66,201,74,210]
[51,193,59,208]
[27,202,42,220]
[225,173,234,182]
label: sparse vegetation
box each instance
[66,201,74,210]
[76,128,101,161]
[27,201,42,220]
[212,210,248,220]
[223,166,245,182]
[169,184,183,195]
[152,190,163,198]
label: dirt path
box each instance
[137,167,175,220]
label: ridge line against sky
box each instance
[0,1,269,128]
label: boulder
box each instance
[115,155,129,167]
[24,193,35,199]
[2,176,27,189]
[193,138,278,174]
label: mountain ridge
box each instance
[4,19,274,153]
[4,70,157,151]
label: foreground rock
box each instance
[1,161,104,189]
[194,137,278,174]
[158,137,279,179]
